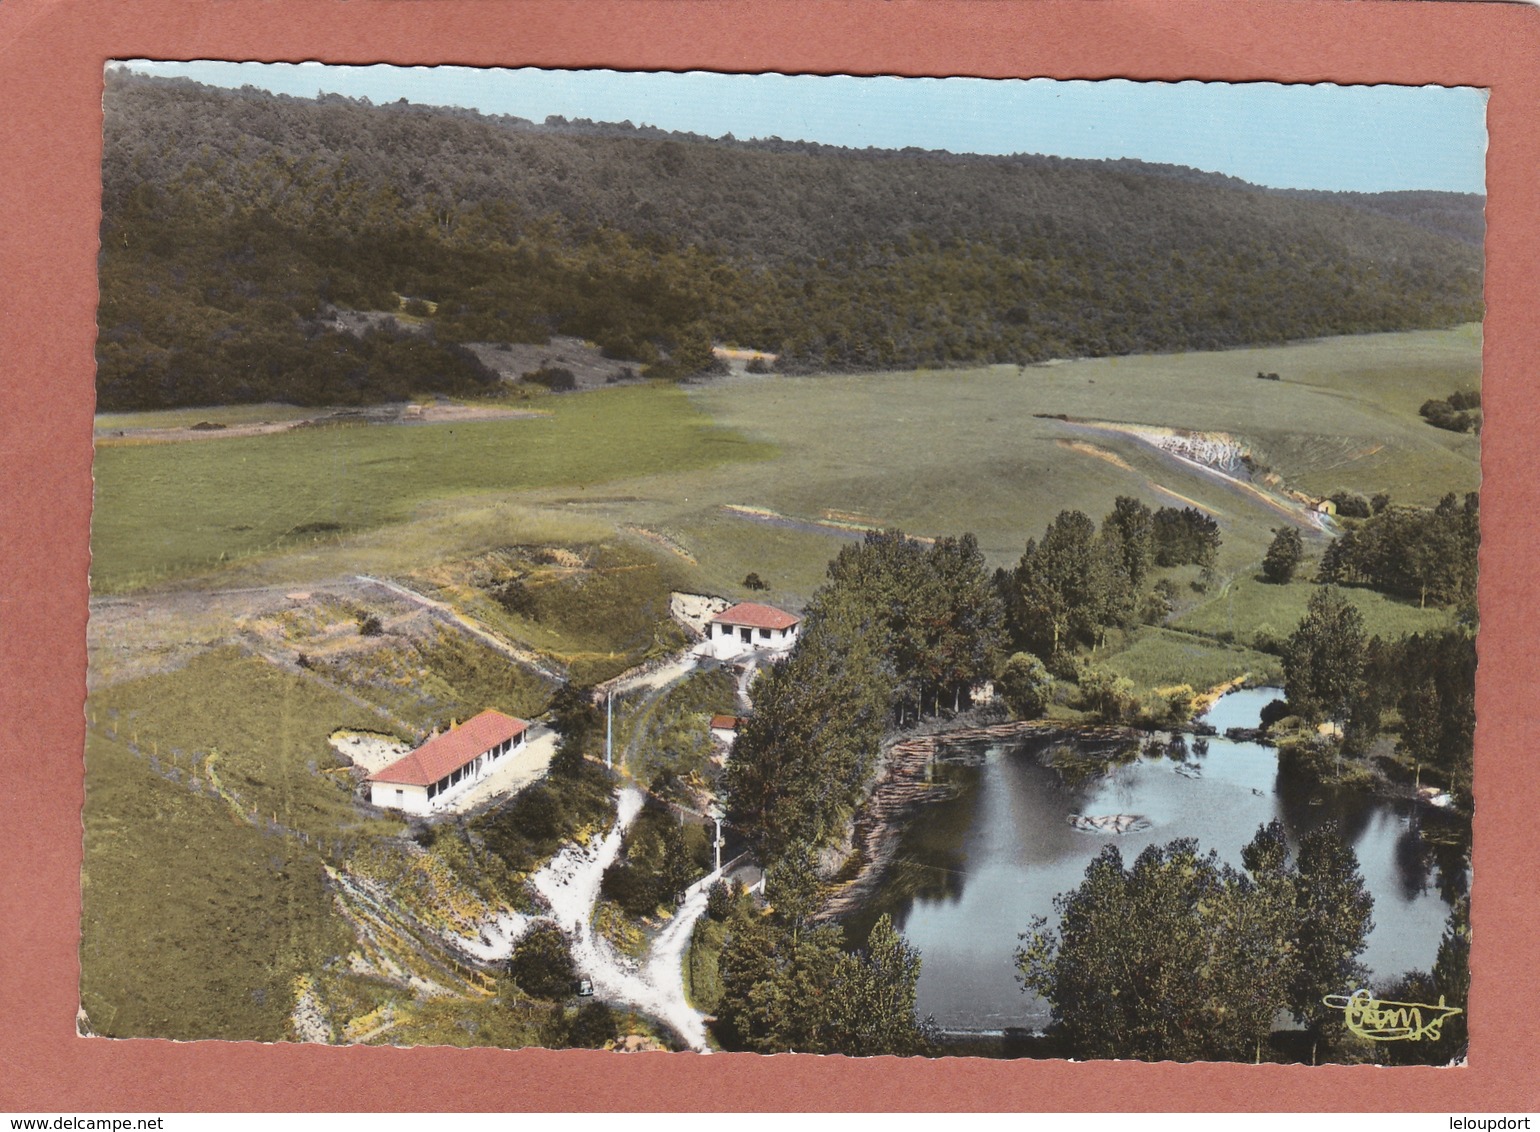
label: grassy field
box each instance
[81,728,354,1040]
[1098,627,1284,690]
[91,383,774,591]
[92,327,1480,607]
[87,647,399,839]
[1175,574,1455,650]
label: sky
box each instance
[121,61,1488,195]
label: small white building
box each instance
[368,709,527,816]
[696,601,802,661]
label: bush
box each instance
[1329,492,1372,519]
[746,356,771,374]
[998,652,1052,720]
[1258,698,1292,731]
[566,1001,619,1049]
[742,572,769,592]
[401,297,432,317]
[356,613,383,637]
[1262,527,1304,584]
[1078,668,1137,724]
[706,879,735,922]
[524,365,576,392]
[508,922,576,1000]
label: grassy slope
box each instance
[81,649,407,1039]
[82,733,346,1040]
[88,647,394,839]
[91,383,773,591]
[1097,628,1284,690]
[1174,574,1454,647]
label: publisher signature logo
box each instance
[1322,988,1463,1041]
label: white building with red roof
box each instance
[696,601,802,661]
[368,709,527,816]
[709,713,750,744]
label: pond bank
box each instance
[819,717,1134,922]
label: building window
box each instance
[760,628,771,639]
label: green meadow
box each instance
[90,383,773,591]
[91,325,1480,673]
[81,648,394,1040]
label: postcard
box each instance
[4,0,1539,1116]
[84,61,1481,1066]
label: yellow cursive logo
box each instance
[1322,989,1463,1041]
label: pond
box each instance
[849,687,1468,1036]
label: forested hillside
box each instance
[98,70,1484,409]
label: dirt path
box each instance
[530,787,714,1052]
[95,402,545,446]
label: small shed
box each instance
[710,714,749,744]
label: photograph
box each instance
[79,61,1484,1066]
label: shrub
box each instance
[401,297,432,317]
[746,356,771,374]
[706,879,734,922]
[998,652,1052,720]
[566,1001,619,1049]
[508,922,576,1000]
[1329,492,1372,519]
[524,365,576,392]
[1258,698,1292,731]
[742,572,769,592]
[1262,527,1304,584]
[356,612,383,637]
[1078,668,1137,724]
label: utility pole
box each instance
[605,691,613,771]
[710,808,724,874]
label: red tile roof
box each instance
[370,710,526,786]
[710,714,748,730]
[710,601,801,631]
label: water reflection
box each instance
[848,686,1466,1034]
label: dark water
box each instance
[850,688,1468,1034]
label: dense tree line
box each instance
[726,531,1003,862]
[99,71,1484,409]
[713,844,930,1054]
[1360,630,1477,802]
[1001,499,1219,661]
[1318,492,1479,611]
[1018,821,1373,1062]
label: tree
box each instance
[1288,824,1375,1036]
[823,914,930,1056]
[714,900,787,1052]
[1262,527,1304,584]
[742,571,769,592]
[1019,824,1372,1063]
[1018,839,1283,1061]
[1283,587,1366,730]
[507,922,576,1000]
[1010,511,1101,658]
[997,652,1052,720]
[548,683,601,778]
[1104,496,1156,593]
